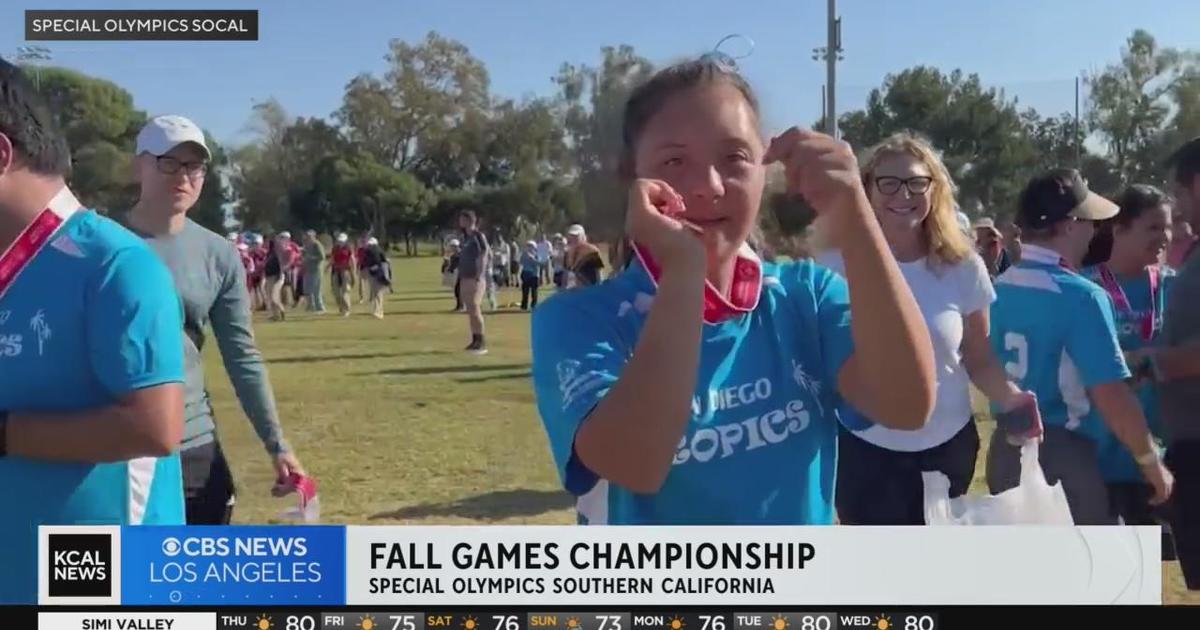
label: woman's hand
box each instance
[625,178,705,275]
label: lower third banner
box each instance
[39,525,1160,605]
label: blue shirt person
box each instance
[986,168,1171,524]
[1083,265,1175,483]
[530,58,935,526]
[533,254,853,524]
[0,194,187,603]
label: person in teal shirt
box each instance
[987,169,1172,524]
[0,59,186,603]
[531,57,937,525]
[1082,184,1177,526]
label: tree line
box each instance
[22,28,1200,252]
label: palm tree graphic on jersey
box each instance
[793,359,823,417]
[30,310,51,356]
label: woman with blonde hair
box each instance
[818,132,1037,525]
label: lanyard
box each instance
[0,190,81,302]
[631,242,762,325]
[1096,264,1160,343]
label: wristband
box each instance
[0,409,8,458]
[1136,449,1160,467]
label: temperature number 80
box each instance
[905,616,935,630]
[286,617,316,630]
[800,617,830,630]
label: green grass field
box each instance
[203,253,1197,604]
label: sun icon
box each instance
[875,615,892,630]
[771,615,789,630]
[255,614,273,630]
[566,618,583,630]
[463,616,479,630]
[359,615,378,630]
[667,617,686,630]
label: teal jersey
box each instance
[990,245,1131,445]
[1082,264,1175,481]
[532,256,853,525]
[0,204,186,603]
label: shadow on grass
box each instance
[455,371,532,383]
[378,310,463,317]
[370,363,530,377]
[269,352,405,364]
[369,489,573,521]
[388,295,459,303]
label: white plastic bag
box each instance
[923,441,1074,525]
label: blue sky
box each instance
[3,0,1198,148]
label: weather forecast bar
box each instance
[34,611,942,630]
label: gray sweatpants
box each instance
[986,425,1115,525]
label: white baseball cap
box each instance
[566,224,586,237]
[226,231,239,242]
[136,115,211,159]
[279,231,292,240]
[367,237,379,246]
[336,233,349,243]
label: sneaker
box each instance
[469,344,489,356]
[464,339,479,351]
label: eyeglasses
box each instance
[874,176,933,196]
[156,156,208,178]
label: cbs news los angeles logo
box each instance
[38,526,122,605]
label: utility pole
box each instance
[812,0,843,138]
[1074,75,1082,168]
[821,85,827,130]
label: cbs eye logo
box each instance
[162,537,182,557]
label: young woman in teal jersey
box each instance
[530,57,937,525]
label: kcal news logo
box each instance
[40,526,123,605]
[48,533,112,596]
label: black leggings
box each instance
[182,440,236,525]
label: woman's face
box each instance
[869,152,933,237]
[1114,203,1172,268]
[633,82,766,265]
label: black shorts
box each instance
[836,419,980,525]
[182,439,236,525]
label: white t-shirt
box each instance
[817,250,996,451]
[536,240,552,262]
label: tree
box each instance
[1087,29,1196,186]
[837,66,1036,216]
[474,98,570,187]
[229,99,295,230]
[554,45,654,240]
[189,132,232,233]
[33,66,144,212]
[337,31,490,172]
